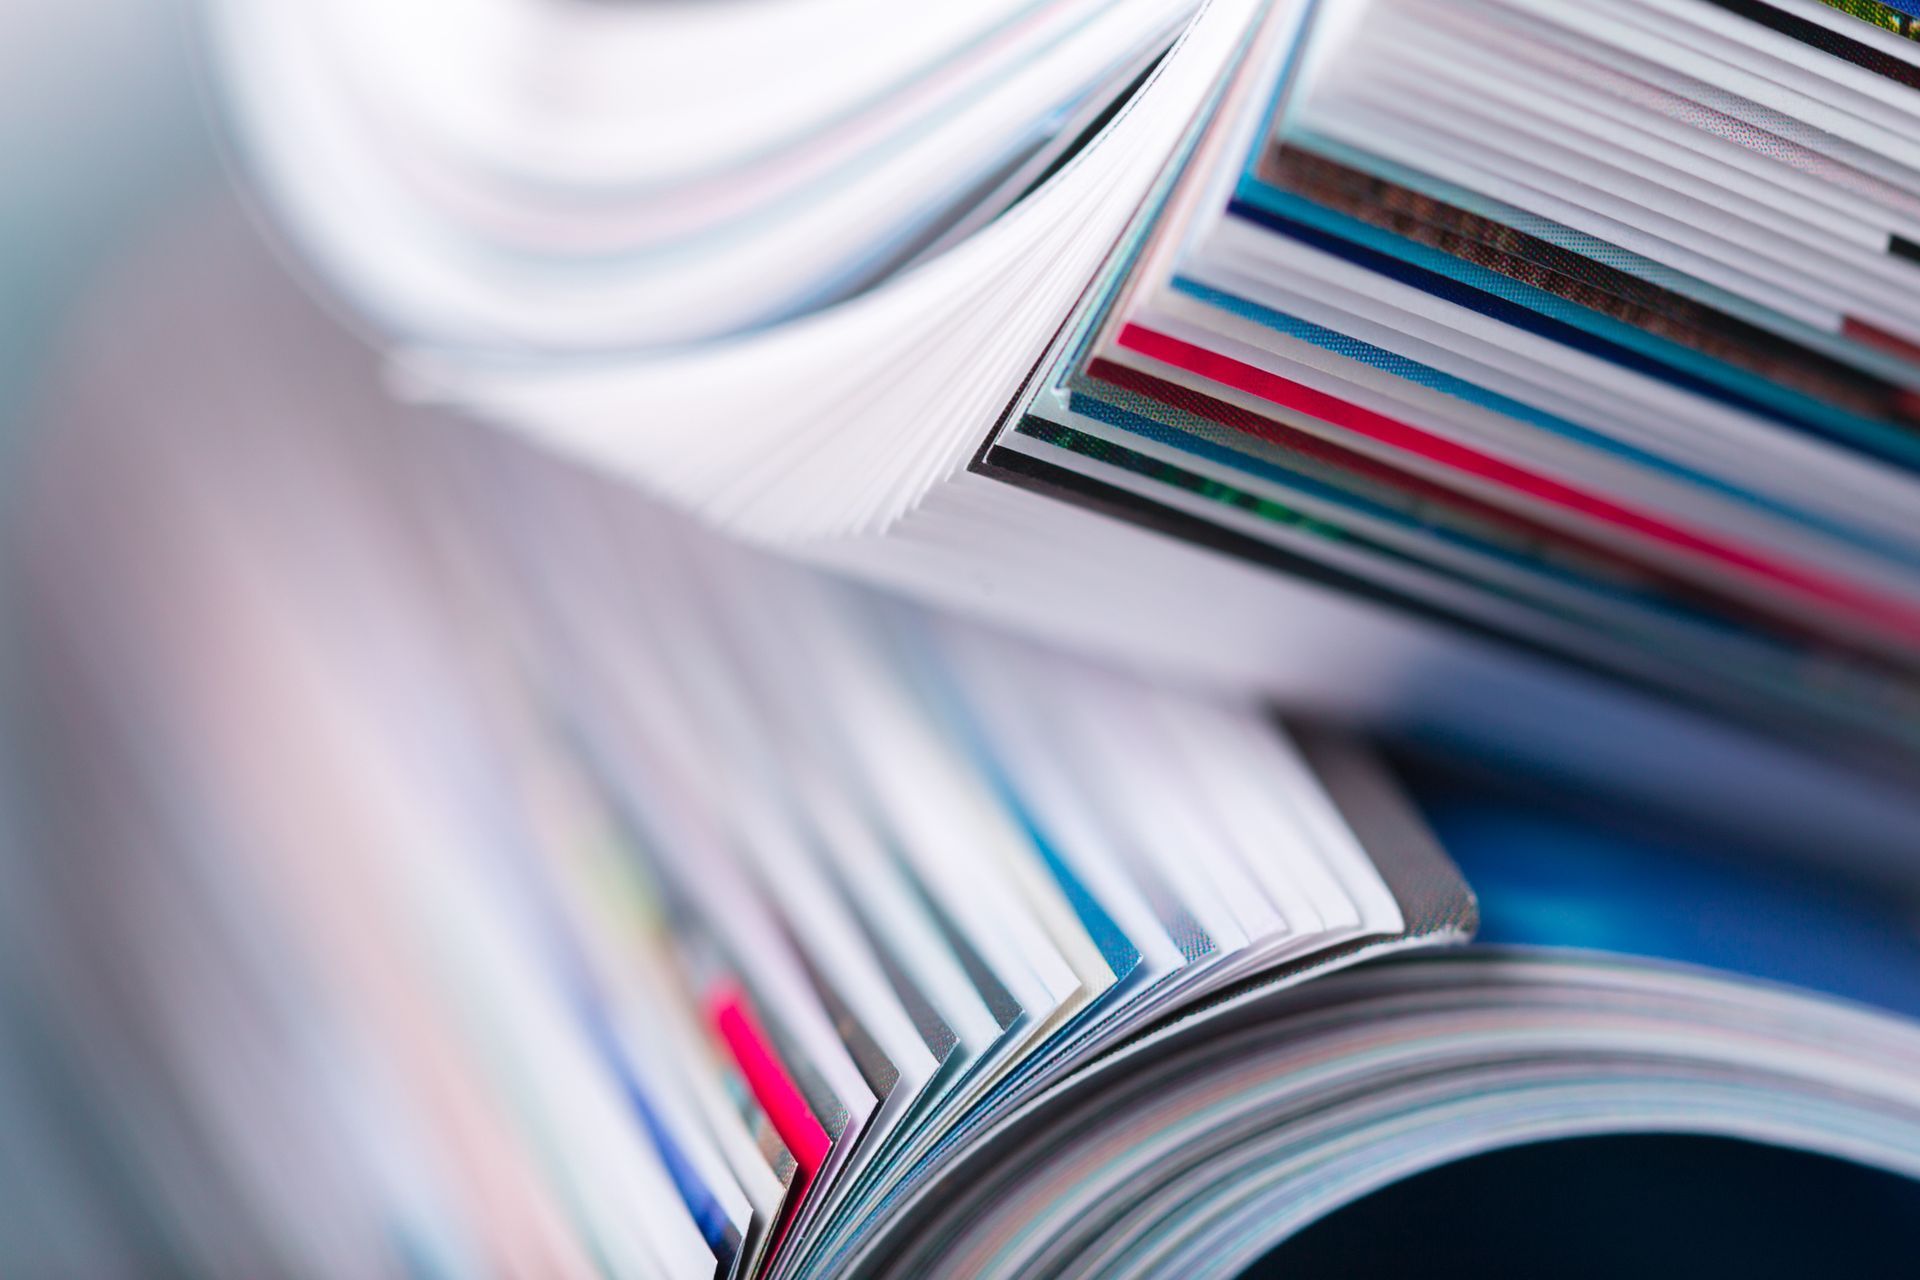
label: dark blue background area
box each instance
[1399,760,1920,1022]
[1251,1133,1920,1279]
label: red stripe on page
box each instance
[708,985,831,1177]
[1843,316,1920,369]
[1087,356,1836,644]
[1116,323,1920,643]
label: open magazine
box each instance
[9,200,1920,1279]
[211,0,1920,857]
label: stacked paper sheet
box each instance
[1005,0,1920,754]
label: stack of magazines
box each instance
[220,0,1920,846]
[6,0,1920,1275]
[14,202,1920,1280]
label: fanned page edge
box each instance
[834,725,1475,1277]
[380,0,1273,546]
